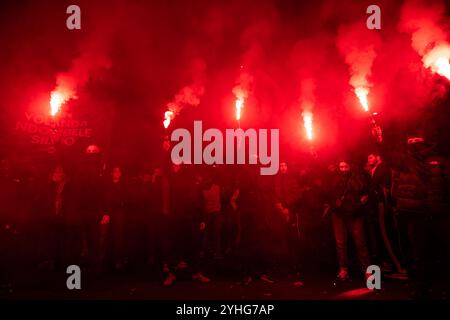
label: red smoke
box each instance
[163,58,206,128]
[299,79,315,141]
[337,21,381,112]
[1,0,449,165]
[50,19,113,116]
[400,0,450,81]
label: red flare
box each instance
[163,111,174,129]
[423,44,450,81]
[235,98,244,121]
[302,111,313,141]
[50,90,70,116]
[354,86,369,112]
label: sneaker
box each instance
[162,263,170,274]
[260,274,275,284]
[293,280,304,287]
[163,273,176,286]
[337,268,349,281]
[192,272,211,283]
[176,260,189,270]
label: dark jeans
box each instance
[43,218,83,269]
[64,224,83,266]
[396,210,450,291]
[202,211,222,256]
[82,212,102,269]
[286,216,301,273]
[395,211,431,287]
[173,217,200,260]
[46,217,65,269]
[147,214,172,267]
[395,212,425,268]
[97,211,126,267]
[365,202,389,265]
[332,212,370,272]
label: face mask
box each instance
[407,142,426,157]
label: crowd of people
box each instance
[0,127,449,298]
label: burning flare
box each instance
[50,90,70,116]
[235,98,244,121]
[232,71,252,123]
[423,44,450,80]
[354,87,369,112]
[163,111,174,129]
[302,111,313,141]
[233,87,248,123]
[162,83,205,129]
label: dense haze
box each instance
[0,0,449,171]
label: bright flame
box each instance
[235,98,244,121]
[302,111,313,141]
[434,57,450,80]
[354,86,369,112]
[50,91,69,116]
[163,111,174,129]
[423,44,450,81]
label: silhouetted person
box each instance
[164,164,211,285]
[373,126,450,298]
[326,160,370,281]
[201,173,223,259]
[274,161,301,280]
[298,173,333,271]
[73,145,105,271]
[102,166,128,270]
[145,166,173,285]
[39,165,76,270]
[234,167,274,285]
[365,153,392,268]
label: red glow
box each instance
[233,86,247,122]
[423,43,450,81]
[49,90,69,116]
[302,111,313,140]
[163,110,174,129]
[235,97,244,121]
[354,86,369,112]
[232,72,251,123]
[337,288,373,299]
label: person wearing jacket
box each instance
[102,166,129,270]
[164,164,210,286]
[327,160,370,281]
[372,126,450,298]
[273,161,301,281]
[39,165,77,271]
[145,166,173,285]
[73,145,106,271]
